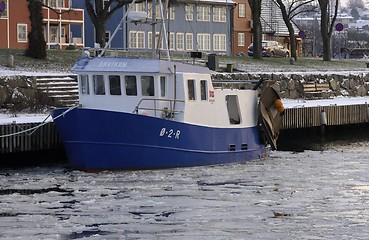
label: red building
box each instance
[232,0,252,55]
[0,0,84,49]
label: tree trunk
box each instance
[318,0,338,61]
[25,0,46,59]
[95,19,107,48]
[276,0,296,60]
[320,3,331,61]
[249,0,263,59]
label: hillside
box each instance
[1,49,369,74]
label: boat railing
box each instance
[212,80,260,90]
[134,98,185,119]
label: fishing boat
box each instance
[50,0,284,170]
[50,55,283,170]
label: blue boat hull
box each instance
[51,108,267,170]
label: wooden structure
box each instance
[303,82,331,99]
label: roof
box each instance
[71,57,212,74]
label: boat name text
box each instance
[98,61,128,68]
[160,128,180,139]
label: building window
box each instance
[17,24,27,42]
[80,75,90,95]
[105,31,110,44]
[148,31,162,50]
[213,34,226,51]
[0,0,8,18]
[197,34,210,51]
[109,75,121,95]
[176,33,184,50]
[169,32,175,50]
[168,5,175,20]
[125,76,137,96]
[132,2,145,12]
[238,33,245,46]
[57,0,64,8]
[160,76,166,97]
[147,3,174,19]
[48,0,64,8]
[200,80,207,100]
[185,4,193,21]
[186,33,193,50]
[238,4,246,18]
[213,7,226,22]
[129,31,145,49]
[147,2,161,19]
[197,5,210,21]
[49,0,57,8]
[141,76,155,96]
[188,79,196,100]
[50,26,58,43]
[93,75,105,95]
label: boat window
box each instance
[160,76,166,97]
[109,75,121,95]
[125,75,137,96]
[188,79,196,100]
[80,75,89,94]
[141,76,155,96]
[226,95,241,124]
[200,80,207,100]
[93,75,105,95]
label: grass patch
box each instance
[1,48,369,73]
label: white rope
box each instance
[0,104,80,138]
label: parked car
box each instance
[247,42,271,57]
[248,40,289,58]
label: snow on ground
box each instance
[0,113,51,125]
[283,96,369,108]
[0,69,71,77]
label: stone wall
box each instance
[213,72,369,99]
[2,72,369,113]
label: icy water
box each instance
[1,142,369,240]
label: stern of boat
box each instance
[258,85,285,150]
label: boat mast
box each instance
[157,0,170,60]
[151,0,157,58]
[151,0,170,60]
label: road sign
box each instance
[298,30,306,38]
[335,23,344,32]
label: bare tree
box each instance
[348,0,365,9]
[25,0,46,59]
[248,0,263,59]
[318,0,339,61]
[85,0,134,48]
[274,0,317,60]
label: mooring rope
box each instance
[0,104,80,138]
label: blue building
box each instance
[73,0,235,56]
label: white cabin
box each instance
[72,57,258,128]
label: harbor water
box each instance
[1,141,369,239]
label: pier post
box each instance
[320,109,327,143]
